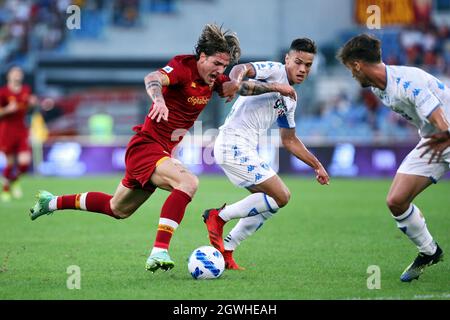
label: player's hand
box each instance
[276,84,297,101]
[221,80,240,103]
[315,166,330,185]
[28,95,39,106]
[148,99,169,122]
[40,97,55,110]
[417,131,450,164]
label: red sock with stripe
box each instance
[2,165,15,192]
[153,189,192,250]
[54,192,117,218]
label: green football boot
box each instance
[145,251,175,273]
[30,190,55,221]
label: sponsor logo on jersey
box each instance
[274,98,287,116]
[162,66,173,73]
[187,96,210,106]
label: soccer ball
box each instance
[188,246,225,279]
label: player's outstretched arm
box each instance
[221,63,254,102]
[144,71,170,122]
[222,62,296,101]
[280,128,329,185]
[238,81,297,100]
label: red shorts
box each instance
[121,133,171,192]
[0,131,30,155]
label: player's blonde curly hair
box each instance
[195,23,241,64]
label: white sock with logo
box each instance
[393,203,437,255]
[223,209,276,251]
[219,193,279,222]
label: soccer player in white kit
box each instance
[338,34,449,282]
[203,38,330,270]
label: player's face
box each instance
[197,52,231,85]
[285,50,314,85]
[7,67,24,84]
[345,61,372,88]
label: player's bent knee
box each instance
[177,174,199,196]
[386,194,408,215]
[110,203,134,219]
[276,189,291,208]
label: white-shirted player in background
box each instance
[203,38,330,270]
[338,34,448,282]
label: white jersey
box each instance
[219,61,297,144]
[372,65,450,138]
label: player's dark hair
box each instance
[195,23,241,64]
[337,33,382,64]
[289,38,317,54]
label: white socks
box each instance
[48,197,58,211]
[219,193,279,222]
[222,193,279,251]
[224,214,268,251]
[394,204,437,255]
[150,247,168,255]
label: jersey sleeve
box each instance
[158,57,190,86]
[250,61,284,82]
[408,85,441,120]
[276,97,297,129]
[0,88,8,107]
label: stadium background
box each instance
[0,0,450,299]
[1,0,449,178]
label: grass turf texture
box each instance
[0,175,448,300]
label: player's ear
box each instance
[352,60,361,72]
[199,52,207,62]
[285,53,290,64]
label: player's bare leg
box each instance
[30,181,152,220]
[10,151,31,199]
[386,173,444,282]
[1,154,15,202]
[145,158,198,272]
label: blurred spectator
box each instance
[400,23,450,76]
[113,0,140,27]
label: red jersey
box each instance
[0,84,31,136]
[139,55,229,152]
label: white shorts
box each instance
[214,130,277,188]
[397,138,450,183]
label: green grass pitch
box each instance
[0,175,448,300]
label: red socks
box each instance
[2,165,14,191]
[52,188,192,249]
[153,189,192,250]
[57,192,117,218]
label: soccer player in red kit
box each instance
[0,66,38,202]
[30,24,242,272]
